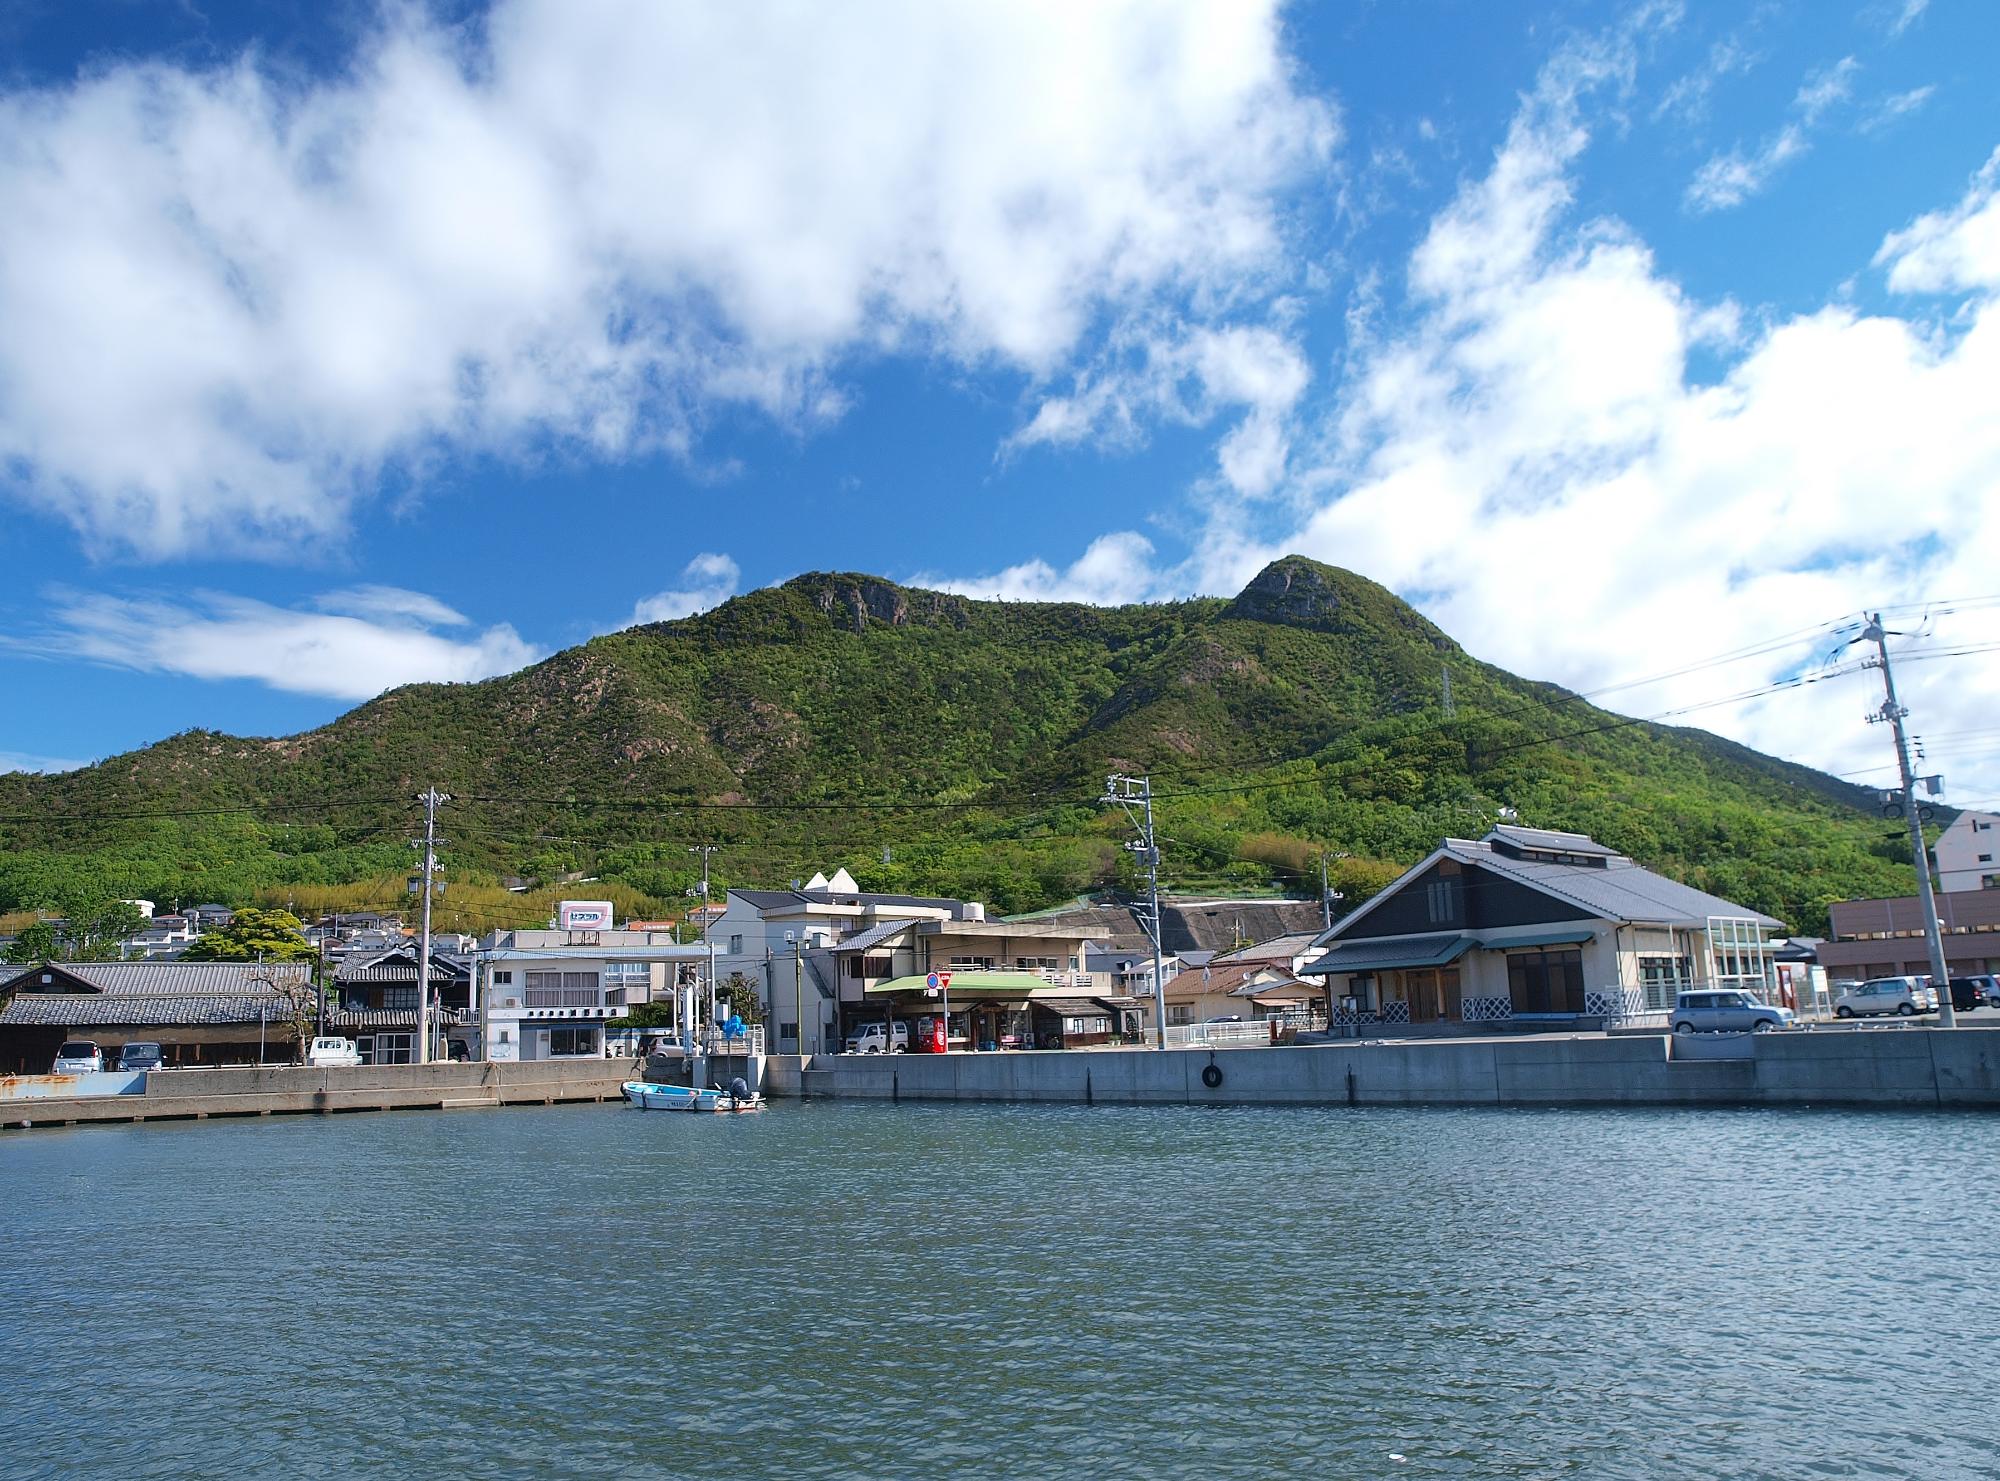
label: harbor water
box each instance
[5,1100,1997,1479]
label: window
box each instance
[847,955,896,979]
[1507,949,1585,1015]
[778,1021,800,1047]
[1016,956,1060,974]
[1639,955,1694,1010]
[548,1027,599,1056]
[1425,878,1460,925]
[1979,854,1993,864]
[381,986,418,1011]
[1167,1005,1193,1026]
[493,971,513,984]
[367,1033,414,1065]
[948,957,994,971]
[728,935,744,954]
[525,971,600,1008]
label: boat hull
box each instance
[621,1081,764,1114]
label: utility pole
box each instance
[794,937,806,1058]
[688,845,719,1049]
[1101,775,1167,1050]
[414,787,450,1062]
[1860,614,1954,1028]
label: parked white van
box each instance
[844,1022,910,1055]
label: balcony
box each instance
[524,988,604,1009]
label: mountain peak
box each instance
[1225,555,1358,630]
[778,571,972,633]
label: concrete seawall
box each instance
[783,1029,2000,1109]
[1,1057,634,1129]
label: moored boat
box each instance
[621,1080,764,1114]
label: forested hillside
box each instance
[0,557,1916,935]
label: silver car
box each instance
[1670,991,1792,1034]
[1833,976,1935,1018]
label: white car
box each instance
[844,1021,910,1055]
[1833,977,1936,1018]
[306,1036,362,1067]
[51,1040,103,1074]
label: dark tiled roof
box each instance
[335,955,469,983]
[0,961,311,996]
[0,993,289,1027]
[326,1007,470,1028]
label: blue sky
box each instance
[2,0,1998,807]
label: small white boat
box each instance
[621,1080,763,1114]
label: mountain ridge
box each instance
[0,556,1907,934]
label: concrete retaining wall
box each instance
[783,1029,2000,1109]
[1,1057,633,1129]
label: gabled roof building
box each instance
[1300,826,1784,1029]
[0,960,313,1071]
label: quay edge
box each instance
[768,1029,2000,1109]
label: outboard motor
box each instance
[728,1076,751,1103]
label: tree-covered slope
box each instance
[0,557,1917,934]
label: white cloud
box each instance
[1686,57,1857,212]
[917,532,1167,606]
[1887,0,1930,39]
[1875,145,2000,293]
[0,1,1333,558]
[1005,320,1312,497]
[1655,35,1760,126]
[629,553,741,625]
[973,23,2000,806]
[314,585,470,628]
[22,589,543,701]
[1263,42,2000,803]
[1859,84,1936,134]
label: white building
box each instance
[477,924,706,1062]
[706,871,984,1055]
[1936,810,2000,893]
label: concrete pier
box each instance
[0,1058,634,1130]
[778,1027,2000,1109]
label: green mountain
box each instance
[0,557,1917,935]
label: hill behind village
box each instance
[0,557,1915,935]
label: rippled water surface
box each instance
[5,1100,1999,1479]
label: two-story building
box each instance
[1301,826,1783,1029]
[710,873,1123,1051]
[477,925,705,1061]
[1935,810,2000,893]
[330,943,472,1064]
[1816,886,2000,983]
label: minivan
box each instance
[844,1021,910,1055]
[1669,990,1792,1034]
[51,1040,104,1074]
[118,1041,165,1072]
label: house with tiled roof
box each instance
[0,959,314,1072]
[1300,826,1784,1030]
[332,944,473,1064]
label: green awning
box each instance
[865,972,1056,997]
[1300,934,1473,976]
[1477,928,1596,949]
